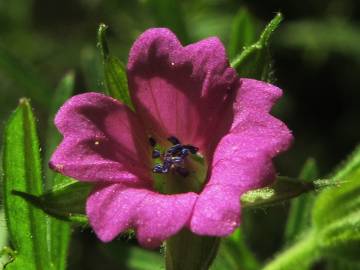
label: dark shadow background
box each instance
[0,0,359,269]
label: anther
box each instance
[149,137,156,147]
[152,136,199,177]
[180,148,190,157]
[152,149,161,159]
[152,164,163,173]
[168,136,180,145]
[167,144,182,155]
[184,145,199,154]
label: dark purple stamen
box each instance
[153,164,163,173]
[152,149,161,159]
[168,136,180,145]
[152,137,198,177]
[149,137,156,147]
[184,145,199,154]
[168,144,182,155]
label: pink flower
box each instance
[50,28,293,248]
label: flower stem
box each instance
[165,229,220,270]
[262,231,319,270]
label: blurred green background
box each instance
[0,0,359,269]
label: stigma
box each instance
[150,136,199,177]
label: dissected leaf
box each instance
[2,99,53,270]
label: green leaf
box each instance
[97,24,133,108]
[2,99,53,270]
[165,229,220,270]
[145,0,189,44]
[13,181,92,224]
[228,8,257,60]
[231,12,283,81]
[262,232,319,270]
[318,209,360,262]
[313,145,360,228]
[311,145,360,263]
[45,71,75,185]
[0,47,51,108]
[285,158,318,243]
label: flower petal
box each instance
[86,183,198,248]
[49,92,152,184]
[127,28,238,151]
[190,79,293,236]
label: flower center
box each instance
[150,136,199,178]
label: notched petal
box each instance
[86,184,198,248]
[50,92,151,184]
[127,28,238,152]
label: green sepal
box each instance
[231,12,282,81]
[165,229,220,270]
[241,176,315,209]
[13,181,92,225]
[97,24,133,109]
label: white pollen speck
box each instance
[170,62,175,66]
[94,141,100,145]
[56,164,64,171]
